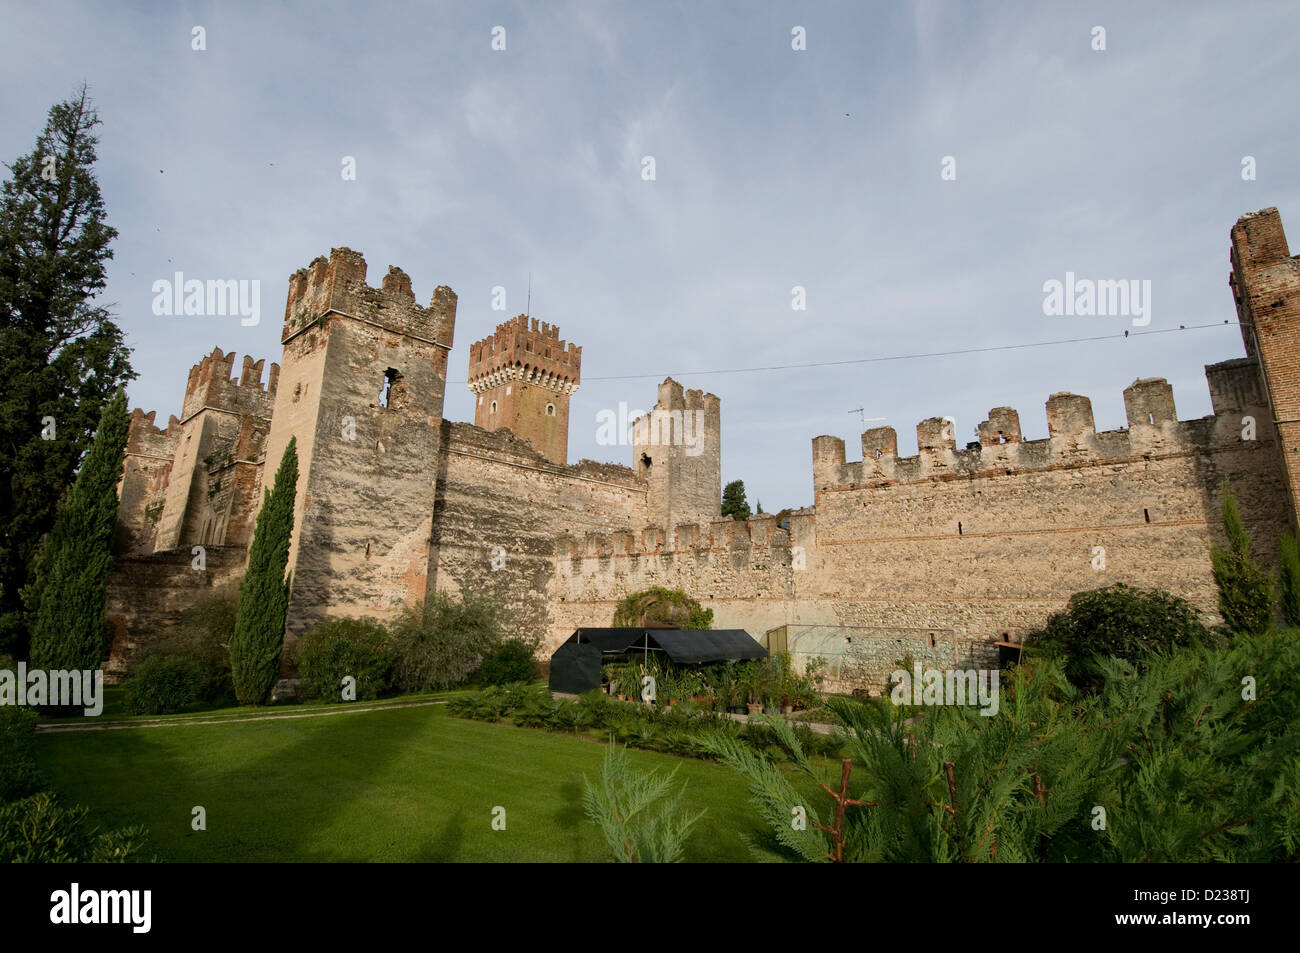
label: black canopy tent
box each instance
[548,627,768,695]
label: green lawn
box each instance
[36,703,818,862]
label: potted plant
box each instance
[742,664,764,716]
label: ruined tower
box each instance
[1229,207,1300,530]
[633,378,722,534]
[466,315,581,465]
[260,248,458,643]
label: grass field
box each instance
[35,703,820,862]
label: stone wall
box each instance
[429,421,647,643]
[103,546,246,682]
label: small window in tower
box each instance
[957,521,963,536]
[379,368,401,408]
[1148,412,1155,425]
[874,448,882,459]
[545,403,556,417]
[490,400,498,415]
[929,633,936,648]
[1144,508,1150,523]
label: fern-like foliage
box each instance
[582,743,705,862]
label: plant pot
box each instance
[782,705,794,715]
[668,699,678,706]
[731,706,746,715]
[746,703,763,715]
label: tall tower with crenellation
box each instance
[260,248,458,647]
[466,314,581,465]
[1229,207,1300,532]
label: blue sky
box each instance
[2,1,1298,511]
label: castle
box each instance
[105,208,1300,691]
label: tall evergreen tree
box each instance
[0,86,133,658]
[1210,481,1273,636]
[721,479,750,521]
[229,439,298,705]
[25,388,129,672]
[1279,532,1300,628]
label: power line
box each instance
[444,320,1238,386]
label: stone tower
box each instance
[259,248,458,645]
[633,378,722,534]
[466,315,581,465]
[1229,207,1300,530]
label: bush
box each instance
[1025,583,1212,692]
[293,617,393,702]
[122,654,206,715]
[0,706,44,803]
[145,583,239,703]
[0,791,147,862]
[474,638,538,686]
[389,592,505,692]
[612,587,712,630]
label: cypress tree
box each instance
[1279,532,1300,628]
[229,438,298,705]
[25,388,129,672]
[1210,481,1273,636]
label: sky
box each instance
[2,0,1298,512]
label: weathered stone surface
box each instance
[108,211,1300,694]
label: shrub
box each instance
[292,617,393,702]
[474,638,538,686]
[1210,481,1273,636]
[0,791,147,862]
[0,706,44,803]
[612,587,713,630]
[583,743,704,862]
[145,582,239,702]
[122,654,206,715]
[1025,583,1211,692]
[389,591,504,692]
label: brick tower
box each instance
[1229,207,1300,531]
[466,314,581,464]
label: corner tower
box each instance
[1229,207,1300,530]
[261,248,457,644]
[466,314,581,464]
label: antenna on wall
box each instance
[848,408,886,430]
[526,272,532,317]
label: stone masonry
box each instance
[106,209,1300,690]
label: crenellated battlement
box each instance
[556,511,795,563]
[813,363,1273,495]
[180,347,279,421]
[281,247,457,348]
[466,314,582,396]
[125,407,181,459]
